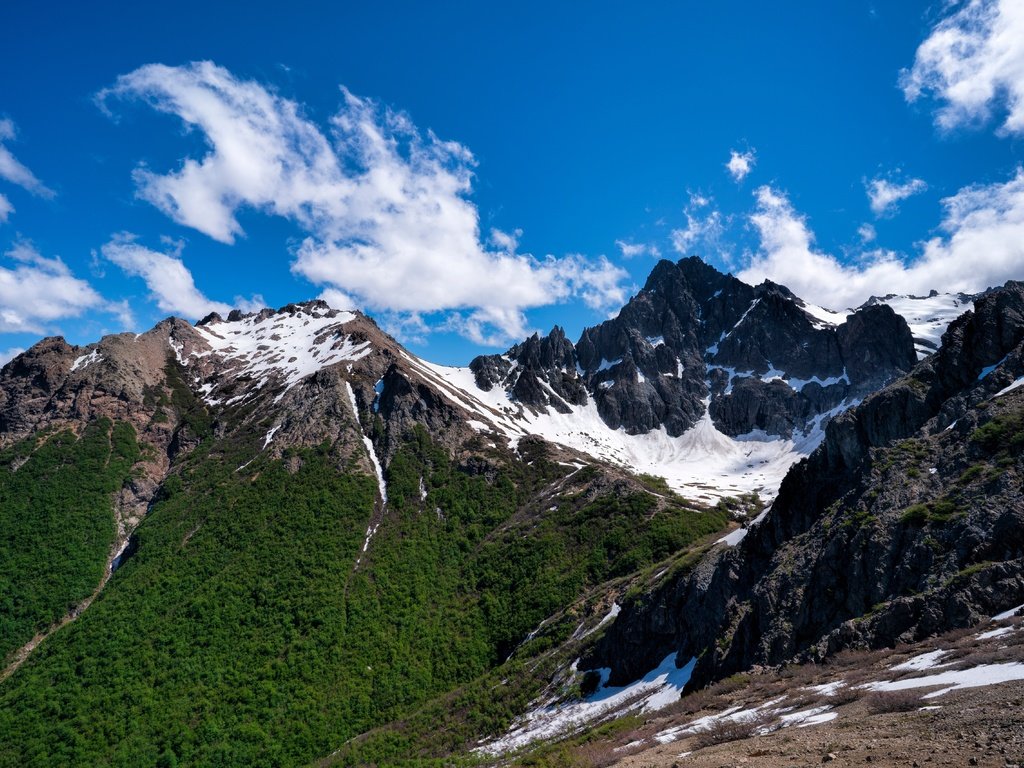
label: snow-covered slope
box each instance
[186,303,372,404]
[405,353,847,503]
[862,292,974,359]
[796,292,974,360]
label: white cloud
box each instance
[857,223,877,243]
[902,0,1024,135]
[615,240,660,259]
[107,298,136,330]
[0,346,24,366]
[738,175,1024,308]
[0,242,105,333]
[100,62,628,345]
[726,149,756,182]
[866,175,927,216]
[0,119,55,200]
[318,286,359,311]
[671,193,727,257]
[0,193,12,223]
[490,227,522,253]
[917,166,1024,291]
[101,234,263,320]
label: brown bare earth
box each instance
[612,684,1024,767]
[527,618,1024,768]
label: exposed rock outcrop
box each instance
[470,257,917,439]
[589,280,1024,689]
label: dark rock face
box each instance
[471,326,585,413]
[588,281,1024,689]
[470,257,917,438]
[837,304,917,387]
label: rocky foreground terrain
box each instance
[552,613,1024,767]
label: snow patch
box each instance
[806,681,845,697]
[654,698,785,745]
[786,369,850,392]
[978,354,1009,380]
[716,526,749,547]
[109,538,131,573]
[800,301,851,328]
[867,662,1024,699]
[796,710,838,727]
[992,603,1024,621]
[476,654,696,755]
[579,602,621,640]
[994,377,1024,399]
[372,377,384,412]
[977,627,1014,641]
[869,293,973,360]
[71,349,103,372]
[890,649,950,671]
[262,424,281,449]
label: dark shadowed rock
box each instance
[469,257,917,438]
[588,279,1024,689]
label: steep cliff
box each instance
[589,280,1024,690]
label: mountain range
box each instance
[0,256,1020,767]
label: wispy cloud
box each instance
[615,239,660,259]
[671,193,727,258]
[99,61,628,345]
[902,0,1024,135]
[857,223,877,243]
[865,174,927,217]
[0,242,105,333]
[0,119,55,225]
[738,172,1024,308]
[101,234,263,320]
[726,149,756,182]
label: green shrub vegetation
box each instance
[900,497,962,525]
[971,407,1024,454]
[0,418,140,664]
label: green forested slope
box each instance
[0,418,140,664]
[0,424,728,767]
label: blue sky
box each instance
[1,1,1023,365]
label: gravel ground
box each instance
[522,617,1024,768]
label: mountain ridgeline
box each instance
[0,256,1019,766]
[470,256,917,438]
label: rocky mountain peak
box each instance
[470,257,917,442]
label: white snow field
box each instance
[193,306,369,403]
[408,353,851,503]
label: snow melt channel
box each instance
[344,382,387,505]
